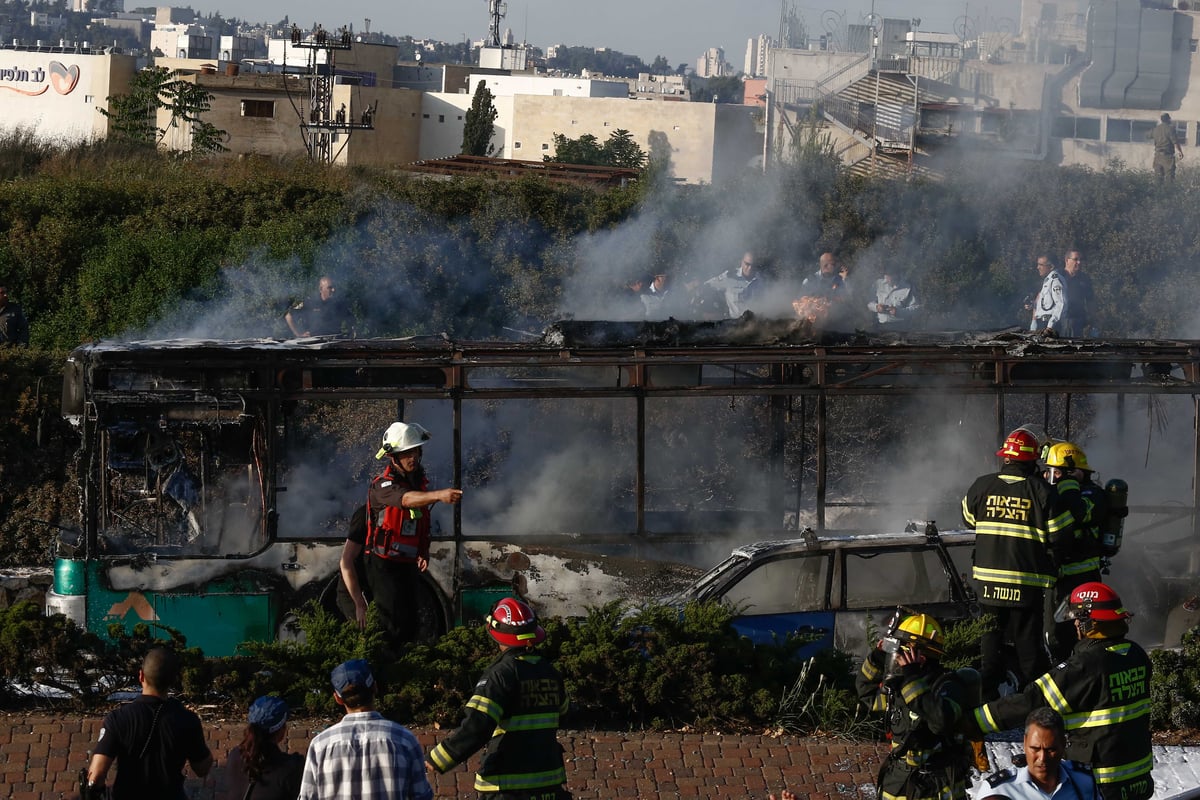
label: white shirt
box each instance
[1031,270,1068,331]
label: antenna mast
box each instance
[488,0,506,47]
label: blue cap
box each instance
[330,659,375,695]
[248,696,289,733]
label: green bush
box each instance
[1150,626,1200,730]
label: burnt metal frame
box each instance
[66,336,1200,548]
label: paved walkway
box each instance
[2,713,1197,799]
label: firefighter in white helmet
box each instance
[351,422,462,650]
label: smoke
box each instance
[116,156,1200,642]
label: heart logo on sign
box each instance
[48,61,80,95]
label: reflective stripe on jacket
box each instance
[972,637,1153,800]
[962,466,1072,605]
[429,648,568,793]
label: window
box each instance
[1051,115,1100,140]
[422,113,430,119]
[1111,119,1156,143]
[843,548,955,609]
[541,143,549,150]
[240,99,274,118]
[514,141,521,148]
[721,555,832,614]
[438,114,445,123]
[1191,38,1198,53]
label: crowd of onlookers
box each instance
[614,246,1096,336]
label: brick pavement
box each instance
[0,712,887,799]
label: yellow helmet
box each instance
[1043,441,1091,472]
[896,613,946,656]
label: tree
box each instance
[102,67,227,154]
[649,55,671,74]
[601,129,646,169]
[548,132,605,166]
[547,129,646,169]
[461,81,498,157]
[691,75,745,104]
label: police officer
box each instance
[1027,257,1068,336]
[962,429,1074,699]
[1041,442,1107,662]
[974,708,1096,800]
[366,422,463,650]
[857,612,976,800]
[427,598,570,800]
[971,582,1153,800]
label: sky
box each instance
[179,0,1021,69]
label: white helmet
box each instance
[376,422,431,459]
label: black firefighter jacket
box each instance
[428,647,568,793]
[972,636,1153,800]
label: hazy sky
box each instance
[180,0,1021,68]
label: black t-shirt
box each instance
[93,695,211,800]
[336,505,371,619]
[228,742,304,800]
[292,295,349,336]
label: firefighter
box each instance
[971,582,1153,800]
[962,429,1074,699]
[1041,442,1107,662]
[426,597,570,800]
[854,614,974,800]
[366,422,463,651]
[857,612,976,800]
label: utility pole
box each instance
[291,23,374,164]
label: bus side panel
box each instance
[86,565,276,657]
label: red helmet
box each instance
[1055,582,1133,626]
[486,597,546,647]
[997,429,1040,461]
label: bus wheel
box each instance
[277,610,305,644]
[417,579,449,641]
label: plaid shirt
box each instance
[299,711,432,800]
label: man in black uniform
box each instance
[285,276,350,337]
[336,504,371,626]
[86,646,213,800]
[856,612,976,800]
[962,429,1074,699]
[427,597,570,799]
[971,582,1153,800]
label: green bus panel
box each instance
[79,562,278,656]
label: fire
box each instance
[792,295,832,324]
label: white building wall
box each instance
[508,95,761,183]
[0,50,135,144]
[418,92,515,160]
[469,73,627,98]
[744,35,771,77]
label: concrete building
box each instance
[627,72,690,101]
[150,24,213,60]
[475,73,628,98]
[508,95,761,183]
[696,47,729,78]
[764,0,1200,178]
[744,35,771,77]
[0,45,136,144]
[158,71,423,165]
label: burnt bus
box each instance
[45,326,1194,655]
